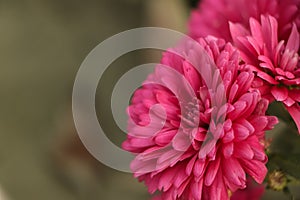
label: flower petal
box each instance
[271,86,288,101]
[286,23,300,52]
[286,104,300,134]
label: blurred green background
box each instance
[0,0,188,199]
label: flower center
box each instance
[180,97,200,128]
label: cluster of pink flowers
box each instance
[190,0,300,132]
[123,0,300,199]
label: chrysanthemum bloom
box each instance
[230,15,300,133]
[122,37,277,200]
[188,0,300,42]
[231,178,265,200]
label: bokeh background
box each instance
[1,0,299,200]
[0,0,188,199]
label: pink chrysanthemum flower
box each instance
[229,15,300,133]
[122,37,277,200]
[188,0,300,42]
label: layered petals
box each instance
[123,37,277,199]
[230,15,300,133]
[189,0,300,43]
